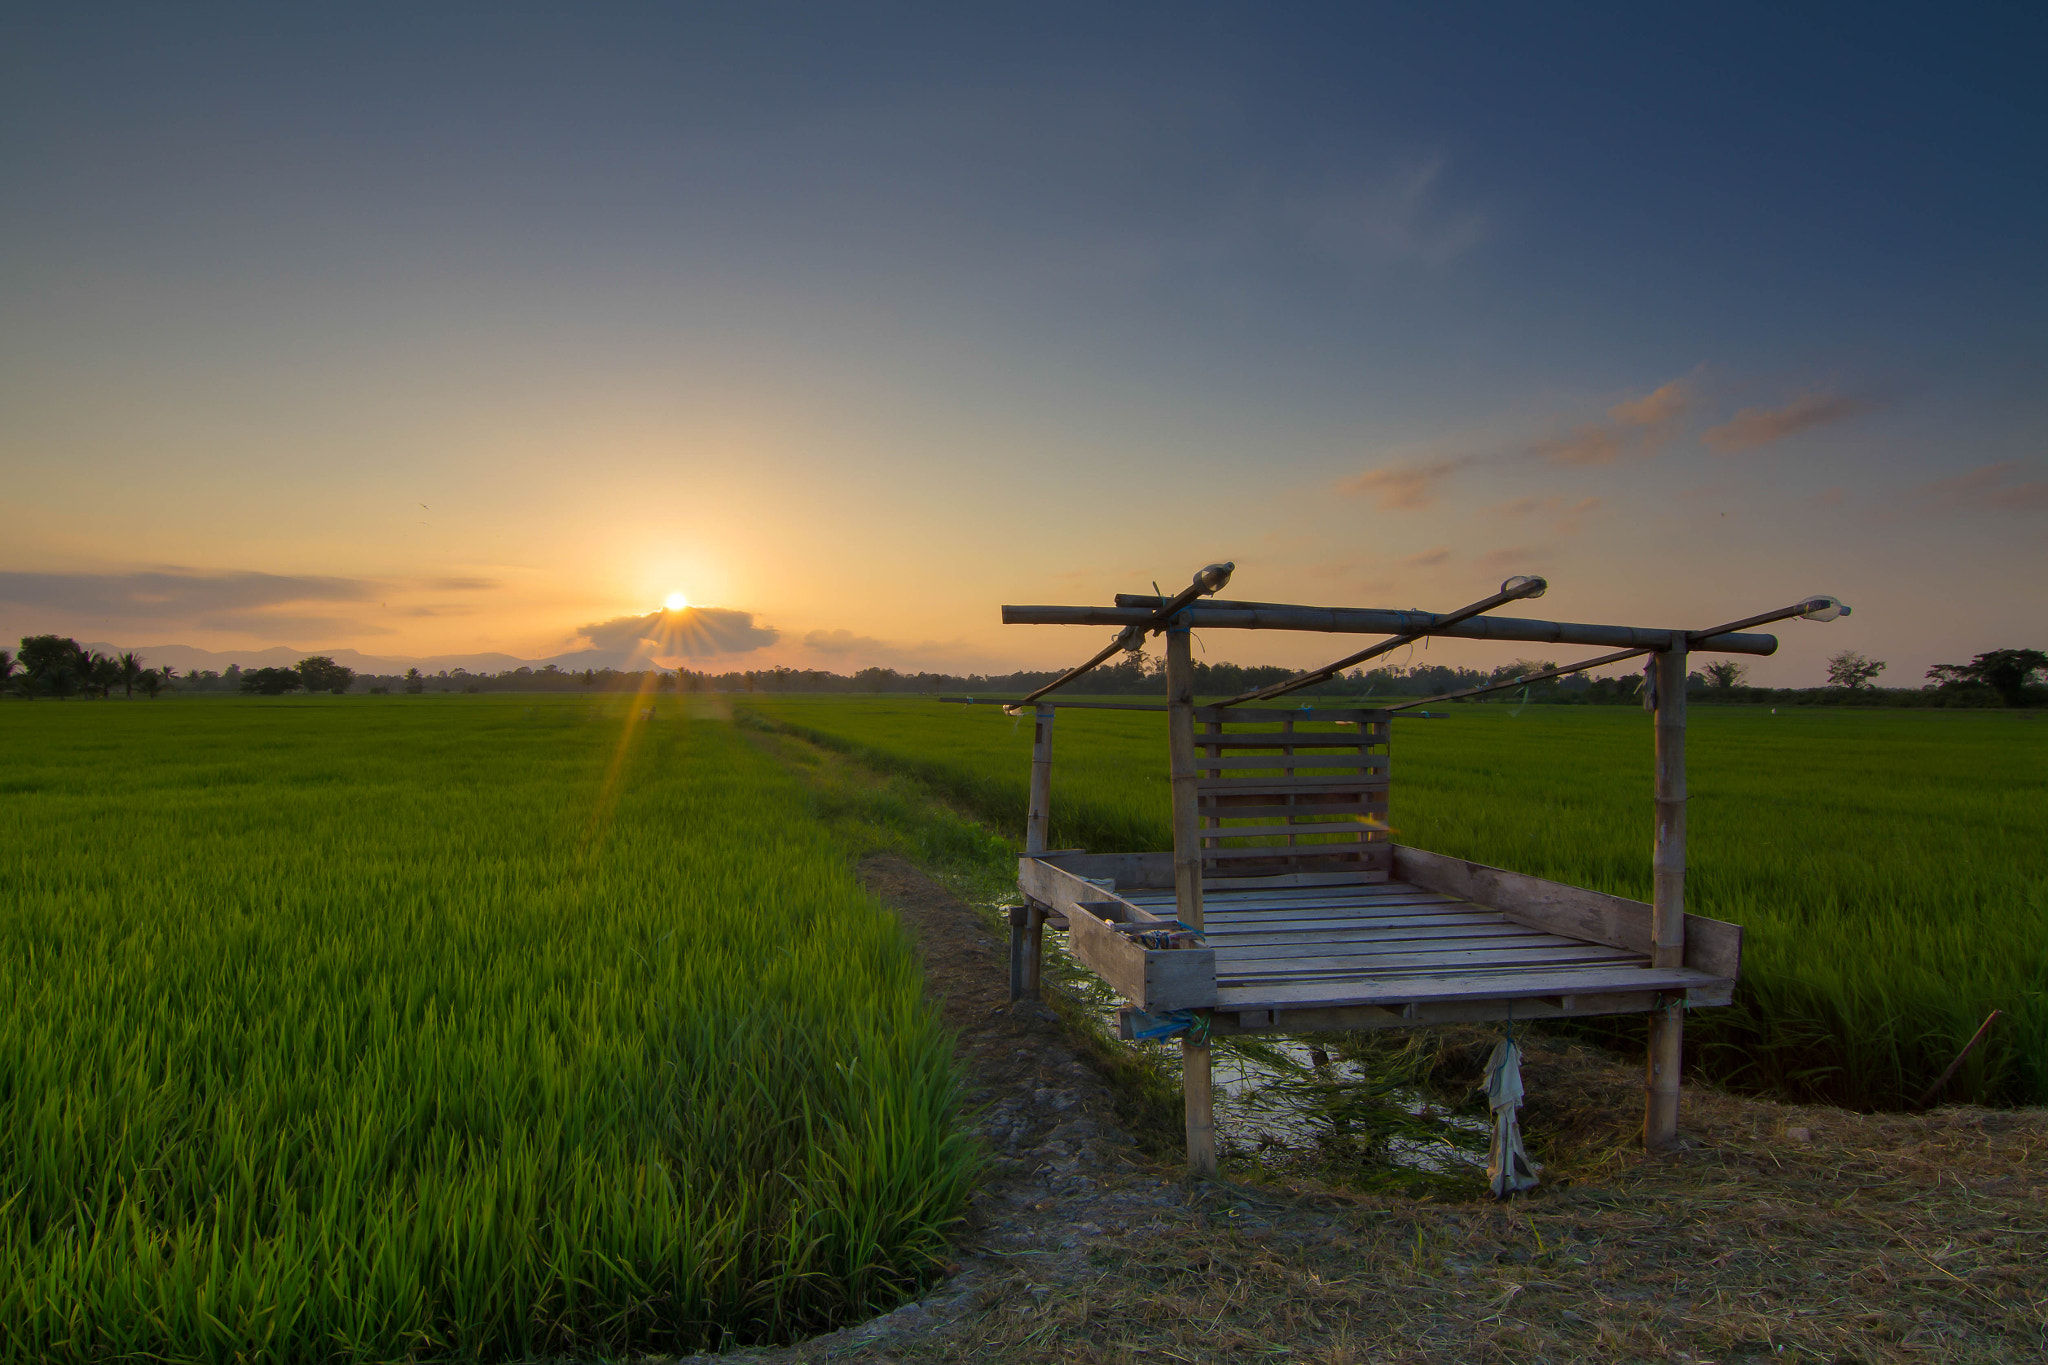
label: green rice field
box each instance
[0,696,974,1362]
[746,696,2048,1112]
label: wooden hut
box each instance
[988,565,1848,1174]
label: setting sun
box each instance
[664,592,689,612]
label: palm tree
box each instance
[0,648,15,693]
[88,652,120,699]
[117,651,145,699]
[139,668,169,700]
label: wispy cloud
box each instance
[1902,461,2048,516]
[1403,547,1453,568]
[1476,545,1549,574]
[1532,378,1693,466]
[189,612,393,638]
[802,628,891,656]
[1701,390,1873,453]
[1340,455,1476,510]
[1289,155,1486,270]
[1485,495,1601,534]
[0,568,373,616]
[1554,497,1602,534]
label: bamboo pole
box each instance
[1183,1034,1217,1177]
[1025,703,1054,856]
[1646,639,1688,1149]
[1012,562,1233,706]
[1652,642,1688,969]
[1011,602,1781,655]
[1007,904,1027,1003]
[1167,624,1217,1176]
[1385,596,1849,713]
[1215,576,1547,707]
[1646,996,1683,1148]
[1166,626,1203,933]
[1021,902,1045,1001]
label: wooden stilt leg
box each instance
[1646,641,1688,1149]
[1007,904,1027,1003]
[1021,903,1045,1001]
[1645,997,1683,1148]
[1183,1033,1216,1177]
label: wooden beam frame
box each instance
[1009,601,1780,655]
[996,570,1851,1177]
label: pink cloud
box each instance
[1485,495,1600,534]
[1476,545,1548,574]
[1701,391,1873,453]
[1554,496,1602,535]
[1340,455,1474,509]
[1906,461,2048,515]
[1533,378,1693,466]
[1608,381,1690,427]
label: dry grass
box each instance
[728,1030,2045,1365]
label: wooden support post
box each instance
[1007,904,1027,1003]
[1646,996,1683,1146]
[1182,1033,1217,1177]
[1021,902,1045,1000]
[1026,704,1055,856]
[1166,626,1204,933]
[1167,624,1214,1176]
[1646,639,1688,1149]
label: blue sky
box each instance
[3,3,2042,681]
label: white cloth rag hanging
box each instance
[1481,1038,1543,1198]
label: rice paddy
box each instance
[745,696,2048,1112]
[0,694,975,1363]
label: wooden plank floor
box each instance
[1120,880,1723,1012]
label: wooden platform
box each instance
[1018,847,1738,1035]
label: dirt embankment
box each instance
[694,856,2045,1365]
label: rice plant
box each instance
[746,696,2048,1110]
[0,695,976,1362]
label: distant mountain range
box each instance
[80,642,641,676]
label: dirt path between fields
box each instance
[686,856,2046,1365]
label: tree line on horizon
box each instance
[5,633,2043,707]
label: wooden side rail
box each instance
[1391,846,1741,981]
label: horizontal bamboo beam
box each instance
[938,696,1446,717]
[1009,601,1780,655]
[1216,576,1547,707]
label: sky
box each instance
[3,2,2043,684]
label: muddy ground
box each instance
[684,854,2043,1365]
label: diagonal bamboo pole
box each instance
[1385,597,1849,713]
[1214,576,1547,707]
[1012,562,1233,708]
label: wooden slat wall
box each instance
[1190,706,1392,882]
